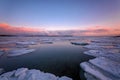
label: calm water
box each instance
[0,37,95,80]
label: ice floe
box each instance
[40,41,53,44]
[84,50,104,57]
[84,44,116,50]
[80,62,112,80]
[89,57,120,78]
[84,50,120,62]
[7,48,35,57]
[0,41,15,45]
[1,70,16,78]
[81,37,120,80]
[71,42,89,46]
[0,68,72,80]
[80,58,120,80]
[16,41,36,45]
[84,49,119,56]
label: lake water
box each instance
[0,37,95,80]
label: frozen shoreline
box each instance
[80,37,120,80]
[0,68,72,80]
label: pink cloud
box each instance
[79,26,120,36]
[60,26,120,36]
[0,23,120,36]
[0,23,45,35]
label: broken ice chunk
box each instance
[80,62,112,80]
[89,57,120,78]
[15,68,28,77]
[7,48,35,57]
[1,70,16,78]
[84,50,104,57]
[17,72,26,80]
[0,68,73,80]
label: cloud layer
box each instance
[0,23,45,35]
[0,23,120,36]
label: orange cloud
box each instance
[0,23,44,35]
[0,23,10,28]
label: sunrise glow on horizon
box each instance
[0,0,120,36]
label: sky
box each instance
[0,0,120,36]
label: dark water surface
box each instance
[0,37,94,80]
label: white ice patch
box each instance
[7,48,35,57]
[1,70,16,78]
[16,41,36,45]
[84,50,104,57]
[15,68,28,77]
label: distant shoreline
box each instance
[0,35,119,37]
[0,35,73,37]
